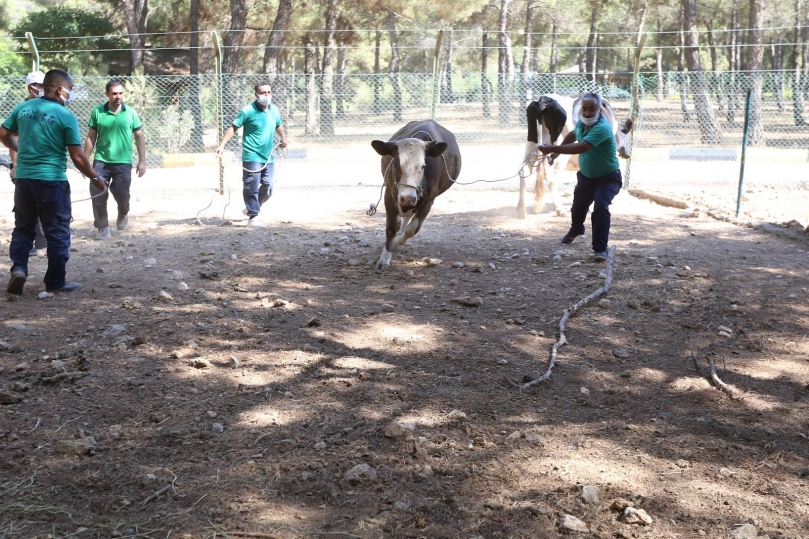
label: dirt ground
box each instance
[1,183,808,539]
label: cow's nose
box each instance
[399,196,417,210]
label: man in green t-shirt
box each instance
[215,82,288,229]
[537,93,622,262]
[83,79,146,239]
[0,69,105,295]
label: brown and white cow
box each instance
[371,120,462,270]
[521,94,633,217]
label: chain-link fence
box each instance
[0,71,807,225]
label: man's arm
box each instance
[68,146,105,190]
[83,127,98,158]
[0,126,19,152]
[214,126,238,155]
[538,131,592,156]
[134,129,146,177]
[275,125,288,148]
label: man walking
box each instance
[84,79,146,239]
[215,83,287,229]
[537,93,622,262]
[0,69,105,295]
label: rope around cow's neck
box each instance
[366,140,546,216]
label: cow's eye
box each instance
[421,165,426,170]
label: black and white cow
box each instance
[371,120,462,270]
[519,94,633,218]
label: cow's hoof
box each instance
[516,206,527,219]
[375,261,390,271]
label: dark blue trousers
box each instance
[10,179,72,289]
[242,162,275,218]
[570,169,622,253]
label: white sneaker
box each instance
[247,217,266,229]
[242,208,249,216]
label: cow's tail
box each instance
[533,161,546,209]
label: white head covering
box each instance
[26,71,45,86]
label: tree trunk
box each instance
[263,0,294,77]
[386,9,402,122]
[682,0,722,142]
[771,37,784,111]
[122,0,148,73]
[319,0,337,136]
[521,0,534,81]
[497,0,513,123]
[747,0,767,145]
[482,32,491,118]
[373,29,381,109]
[549,22,558,92]
[705,18,724,113]
[336,42,347,119]
[727,0,739,124]
[188,0,203,151]
[585,1,600,82]
[794,0,806,125]
[442,30,454,102]
[303,35,317,135]
[677,4,691,122]
[656,47,663,101]
[223,0,246,73]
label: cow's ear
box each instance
[372,140,395,156]
[425,141,447,157]
[623,119,634,133]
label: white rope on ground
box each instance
[504,245,617,392]
[706,355,737,398]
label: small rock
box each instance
[620,507,652,525]
[55,437,96,456]
[447,409,467,420]
[230,254,238,260]
[314,441,327,450]
[38,291,54,300]
[610,498,634,511]
[384,421,416,438]
[428,258,442,266]
[418,465,434,479]
[320,247,330,254]
[719,467,735,477]
[347,259,361,266]
[598,298,611,308]
[451,296,483,307]
[718,325,732,333]
[582,485,600,504]
[612,348,630,359]
[191,358,211,369]
[524,431,541,443]
[730,523,758,539]
[102,324,127,338]
[50,359,66,370]
[211,423,224,433]
[393,501,410,511]
[580,386,590,395]
[343,463,377,484]
[206,410,217,418]
[229,355,240,368]
[278,439,297,453]
[559,513,589,533]
[177,282,189,291]
[718,330,732,338]
[505,431,521,443]
[157,290,173,302]
[7,323,25,331]
[452,262,465,268]
[381,304,395,313]
[676,459,689,468]
[14,362,29,372]
[569,261,581,267]
[0,389,23,405]
[167,270,183,280]
[143,258,156,266]
[307,317,321,327]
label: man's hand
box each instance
[279,137,288,149]
[136,161,146,177]
[214,146,224,156]
[91,176,107,191]
[537,144,556,155]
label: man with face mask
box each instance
[0,69,105,295]
[537,92,622,262]
[215,83,288,229]
[6,71,49,255]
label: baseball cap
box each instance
[25,71,45,86]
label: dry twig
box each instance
[510,246,616,391]
[706,355,735,398]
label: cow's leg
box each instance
[392,211,418,248]
[517,173,527,219]
[394,200,434,248]
[375,208,399,270]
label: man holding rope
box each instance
[215,82,287,229]
[0,69,106,295]
[537,92,622,262]
[84,79,146,239]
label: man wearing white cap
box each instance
[6,71,49,255]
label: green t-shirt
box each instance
[88,103,142,164]
[231,102,282,163]
[1,97,82,181]
[575,116,620,179]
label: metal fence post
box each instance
[212,31,224,195]
[429,30,443,120]
[25,32,40,72]
[736,90,753,217]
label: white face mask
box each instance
[257,95,271,107]
[58,87,75,106]
[37,88,44,98]
[580,115,599,127]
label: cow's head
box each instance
[371,138,447,213]
[537,95,556,112]
[616,118,633,159]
